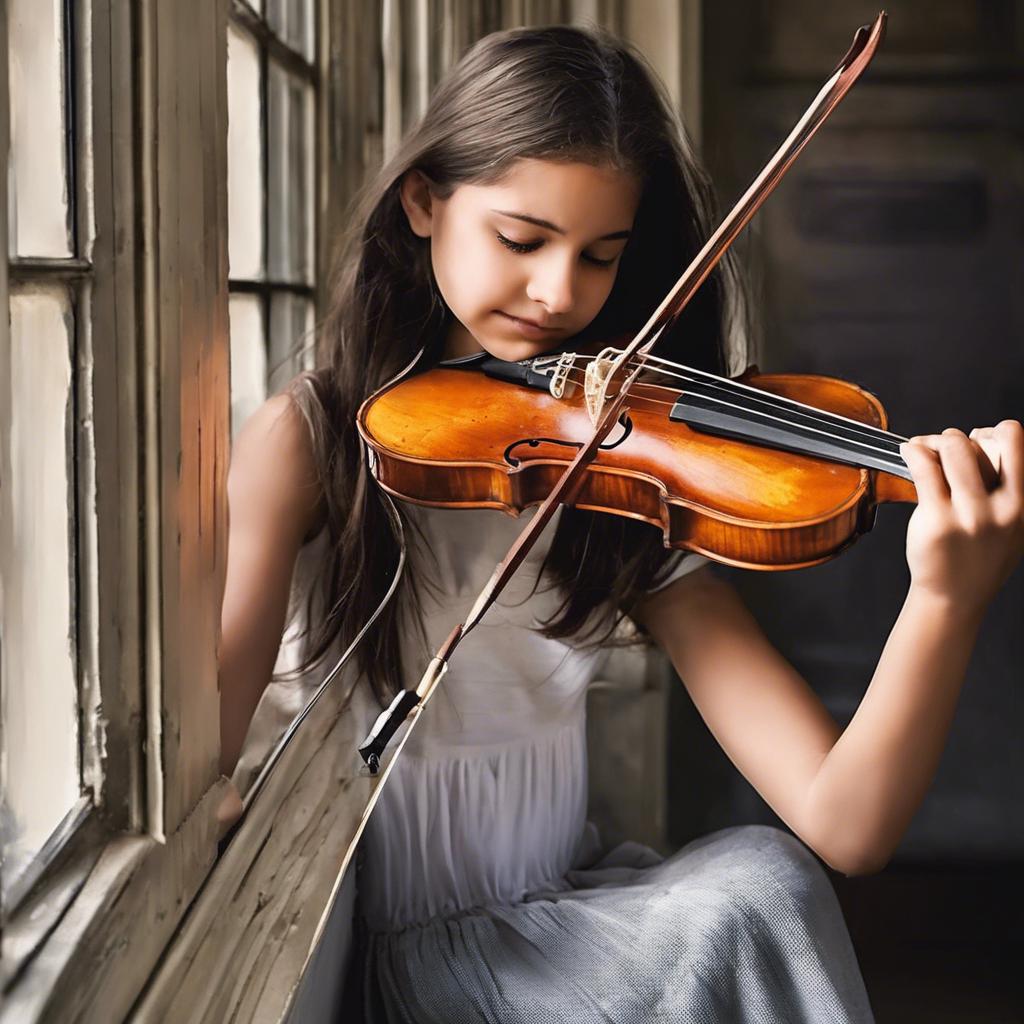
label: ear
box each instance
[399,169,436,238]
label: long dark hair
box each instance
[284,25,748,706]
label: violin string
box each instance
[556,370,907,469]
[567,365,904,454]
[565,352,909,448]
[628,371,908,464]
[553,363,908,470]
[636,355,909,448]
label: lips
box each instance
[499,311,558,330]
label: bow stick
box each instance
[289,11,887,972]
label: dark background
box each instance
[666,3,1024,1020]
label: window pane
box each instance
[268,292,314,393]
[228,23,265,281]
[230,292,267,438]
[266,0,315,63]
[7,0,73,257]
[267,63,314,285]
[1,284,80,904]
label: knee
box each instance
[714,825,833,917]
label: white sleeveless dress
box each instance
[240,501,875,1023]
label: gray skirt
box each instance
[360,824,875,1023]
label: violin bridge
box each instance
[547,352,575,399]
[584,347,620,424]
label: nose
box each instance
[525,251,575,315]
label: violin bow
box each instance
[291,11,888,971]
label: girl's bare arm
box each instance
[219,393,324,778]
[635,421,1024,876]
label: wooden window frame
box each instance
[227,0,318,379]
[1,0,369,1017]
[1,0,231,1017]
[2,0,100,927]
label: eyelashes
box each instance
[495,231,539,255]
[495,231,617,268]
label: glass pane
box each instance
[228,23,265,281]
[1,285,80,903]
[268,292,314,393]
[7,0,73,257]
[267,63,314,286]
[266,0,315,62]
[242,0,264,13]
[230,292,267,438]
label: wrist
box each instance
[905,583,986,632]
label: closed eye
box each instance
[495,232,619,268]
[495,232,541,254]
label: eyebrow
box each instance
[491,209,631,241]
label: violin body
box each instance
[357,365,918,571]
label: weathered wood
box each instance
[131,674,371,1024]
[0,782,228,1024]
[1,0,231,1017]
[143,0,231,837]
[86,0,145,832]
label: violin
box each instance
[357,348,918,572]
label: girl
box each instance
[218,25,1024,1023]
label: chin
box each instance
[476,336,564,363]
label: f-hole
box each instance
[503,413,633,468]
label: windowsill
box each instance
[0,782,228,1023]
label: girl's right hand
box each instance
[899,420,1024,617]
[216,777,244,840]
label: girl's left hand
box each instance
[900,420,1024,616]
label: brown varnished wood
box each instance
[357,366,918,572]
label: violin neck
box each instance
[666,379,917,505]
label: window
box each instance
[1,0,95,921]
[1,0,231,1015]
[228,0,317,438]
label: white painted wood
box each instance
[139,0,230,836]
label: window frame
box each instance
[1,0,103,925]
[1,0,231,1015]
[227,0,319,430]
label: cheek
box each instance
[582,270,618,317]
[431,226,511,318]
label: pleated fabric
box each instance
[359,718,590,932]
[361,824,875,1023]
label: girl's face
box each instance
[400,159,642,362]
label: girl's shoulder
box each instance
[228,391,326,548]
